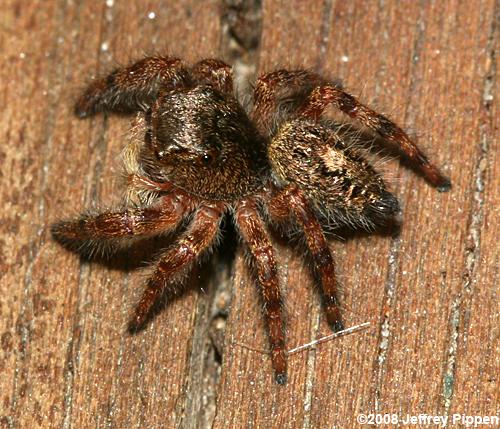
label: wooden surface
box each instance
[0,1,498,428]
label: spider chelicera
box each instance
[52,56,451,384]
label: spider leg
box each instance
[267,185,344,332]
[253,69,450,191]
[235,199,287,384]
[51,192,193,243]
[131,202,225,328]
[191,58,233,94]
[75,56,191,118]
[298,84,451,191]
[252,69,323,131]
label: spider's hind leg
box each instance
[75,56,190,118]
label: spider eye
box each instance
[201,153,213,165]
[199,147,219,166]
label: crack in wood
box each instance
[180,2,264,427]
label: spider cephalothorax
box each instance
[52,56,450,384]
[142,85,268,200]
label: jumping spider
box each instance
[51,57,451,384]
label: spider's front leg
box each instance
[235,199,287,385]
[267,186,344,332]
[131,202,226,328]
[75,57,234,118]
[75,56,191,118]
[51,191,193,246]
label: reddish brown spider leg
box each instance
[268,186,344,332]
[299,85,451,191]
[252,69,323,131]
[75,56,191,118]
[235,199,287,385]
[131,202,225,328]
[191,58,233,94]
[51,192,193,242]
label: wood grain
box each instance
[0,1,497,428]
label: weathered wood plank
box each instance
[0,1,497,428]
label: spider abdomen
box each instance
[269,119,398,228]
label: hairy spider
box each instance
[51,56,451,385]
